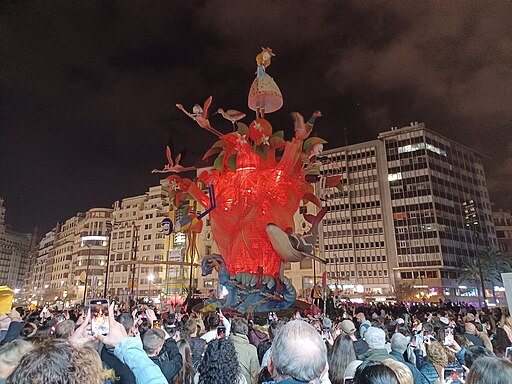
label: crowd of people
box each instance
[0,300,511,384]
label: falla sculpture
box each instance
[154,48,342,313]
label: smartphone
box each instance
[506,347,512,361]
[443,367,464,384]
[344,378,355,384]
[153,320,161,329]
[217,325,226,339]
[444,327,454,345]
[90,299,109,336]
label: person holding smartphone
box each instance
[200,309,231,343]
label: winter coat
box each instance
[230,333,260,384]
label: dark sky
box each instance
[1,1,511,234]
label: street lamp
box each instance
[463,199,486,307]
[82,243,92,304]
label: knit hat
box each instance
[338,320,356,334]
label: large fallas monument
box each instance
[152,49,341,313]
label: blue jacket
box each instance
[114,337,167,384]
[389,350,428,384]
[419,361,438,384]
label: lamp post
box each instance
[130,222,140,299]
[82,243,92,305]
[463,199,486,307]
[103,221,113,298]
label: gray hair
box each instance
[231,317,249,336]
[365,327,386,349]
[390,332,410,354]
[271,320,327,382]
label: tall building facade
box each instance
[380,123,497,301]
[319,141,396,300]
[0,197,32,288]
[73,208,113,302]
[48,215,82,300]
[31,229,56,304]
[493,208,512,257]
[107,181,174,302]
[318,123,497,303]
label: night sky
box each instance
[1,1,511,235]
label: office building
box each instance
[493,207,512,257]
[319,141,396,300]
[319,123,497,303]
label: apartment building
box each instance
[25,229,56,304]
[0,197,32,289]
[73,208,113,302]
[107,181,174,302]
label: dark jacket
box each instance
[389,350,428,384]
[101,345,136,384]
[0,321,23,346]
[353,338,369,356]
[189,336,207,369]
[419,361,438,384]
[150,338,183,383]
[464,333,484,347]
[248,326,269,348]
[360,348,396,362]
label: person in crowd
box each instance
[200,310,231,343]
[267,320,328,384]
[248,317,269,349]
[229,317,260,384]
[329,334,359,384]
[338,319,369,356]
[0,310,23,347]
[5,339,105,384]
[54,319,75,340]
[498,309,512,342]
[142,328,183,383]
[101,313,136,384]
[261,321,284,368]
[389,333,424,384]
[185,318,206,370]
[382,359,414,384]
[464,323,492,350]
[464,345,495,369]
[173,339,195,384]
[418,341,447,384]
[96,304,169,383]
[465,356,512,384]
[359,327,395,362]
[356,312,371,340]
[0,340,34,384]
[354,360,400,384]
[196,338,245,384]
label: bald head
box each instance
[270,320,327,382]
